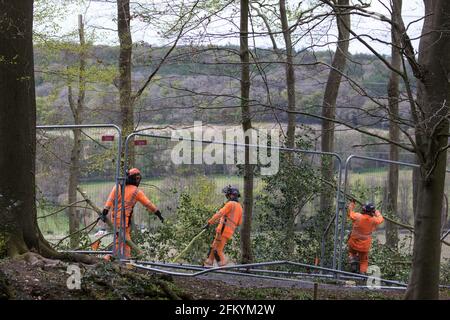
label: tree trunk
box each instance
[0,0,40,257]
[405,0,450,299]
[117,0,135,167]
[319,0,350,215]
[67,15,86,249]
[412,164,420,218]
[239,0,253,264]
[385,0,402,250]
[441,194,448,235]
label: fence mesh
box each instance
[342,156,450,282]
[36,126,120,252]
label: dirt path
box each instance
[0,256,448,300]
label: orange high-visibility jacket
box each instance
[104,185,157,228]
[347,203,384,252]
[208,200,243,239]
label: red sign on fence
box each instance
[134,140,148,146]
[101,135,115,142]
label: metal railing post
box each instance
[336,154,446,270]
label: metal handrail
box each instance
[338,154,450,271]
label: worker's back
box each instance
[348,207,384,252]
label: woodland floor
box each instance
[0,255,449,300]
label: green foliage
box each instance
[300,92,322,116]
[256,135,319,228]
[349,178,383,207]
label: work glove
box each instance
[100,208,109,222]
[202,223,210,230]
[154,210,164,223]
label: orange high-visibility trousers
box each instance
[205,232,229,267]
[348,247,369,273]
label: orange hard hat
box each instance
[128,168,141,176]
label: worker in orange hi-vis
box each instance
[203,185,243,267]
[100,168,164,259]
[347,200,384,274]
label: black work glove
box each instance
[100,208,109,222]
[154,210,164,223]
[202,223,210,230]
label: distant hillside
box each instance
[34,44,415,128]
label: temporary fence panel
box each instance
[339,154,450,283]
[36,125,122,255]
[119,130,343,269]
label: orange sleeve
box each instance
[104,186,116,210]
[372,210,384,225]
[208,202,231,225]
[135,190,157,213]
